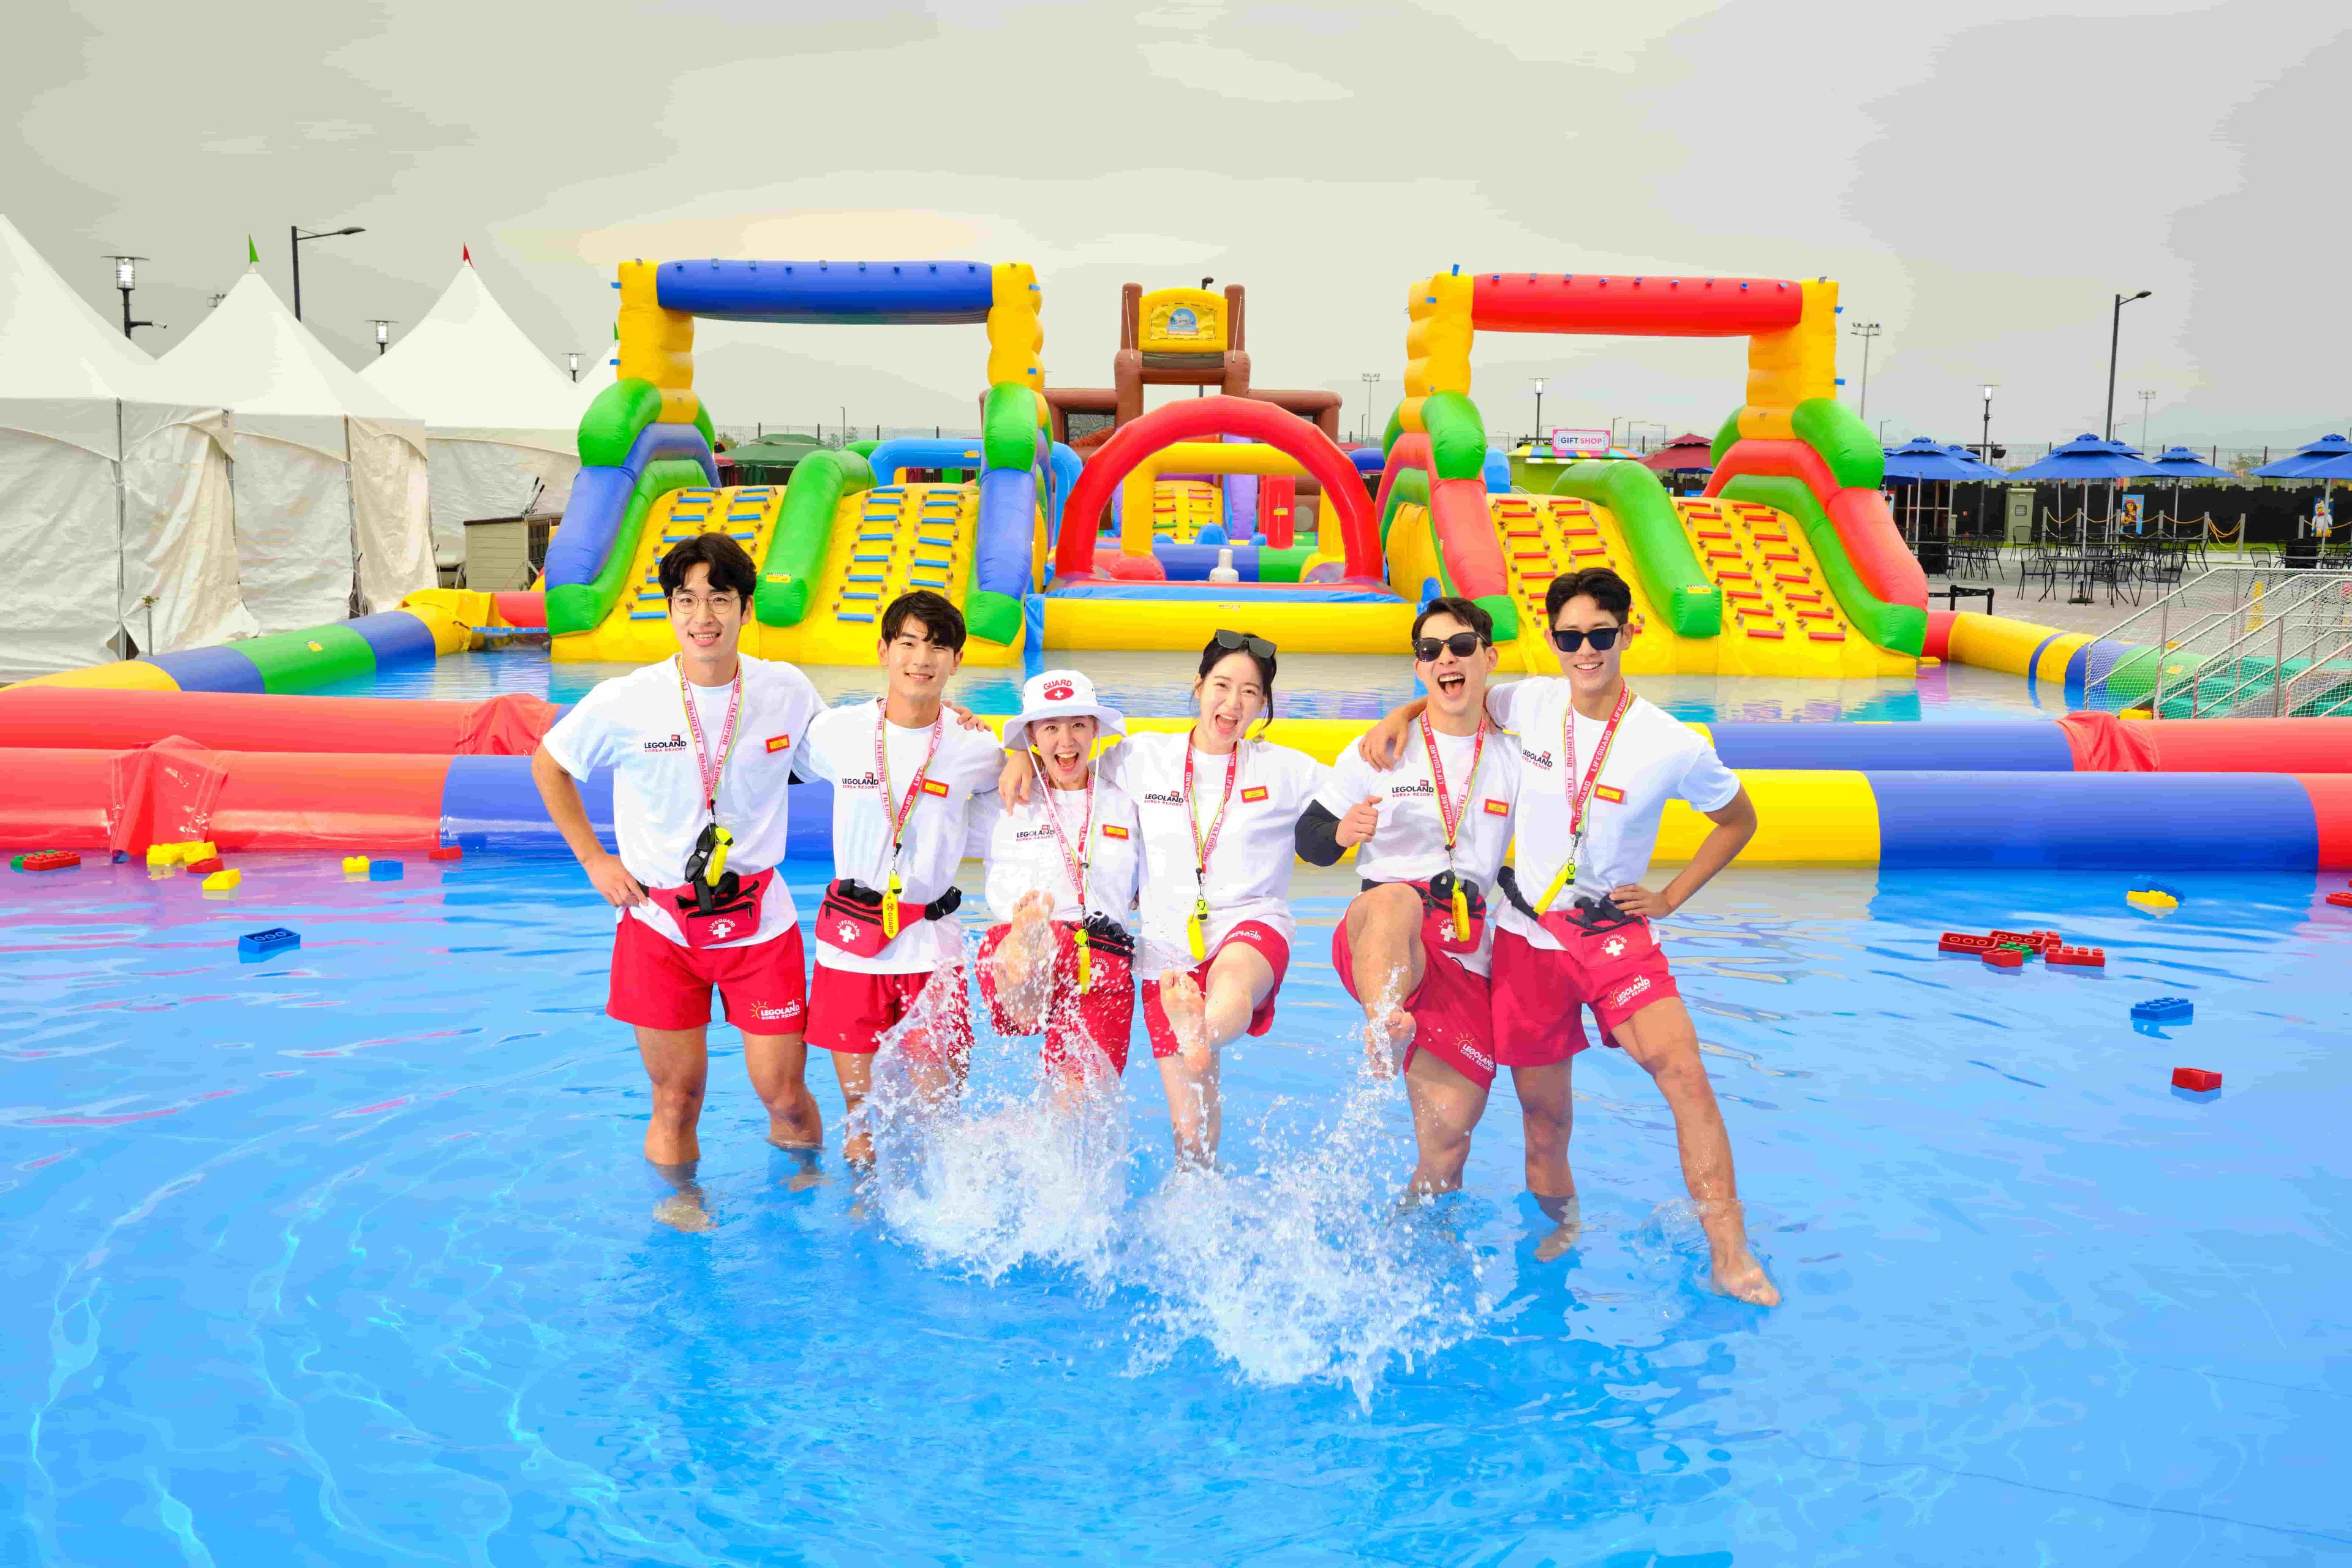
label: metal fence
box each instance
[2079,565,2352,717]
[712,424,983,450]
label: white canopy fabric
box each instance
[0,214,254,679]
[165,268,434,630]
[362,259,582,567]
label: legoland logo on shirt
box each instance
[644,734,689,753]
[841,772,881,791]
[1521,747,1555,770]
[1144,790,1185,806]
[1240,786,1270,802]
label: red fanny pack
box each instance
[818,878,962,959]
[1411,878,1487,956]
[653,866,774,949]
[1536,908,1651,949]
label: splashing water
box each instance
[862,933,1493,1401]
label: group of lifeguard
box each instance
[531,530,1779,1305]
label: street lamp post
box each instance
[105,255,157,339]
[1531,376,1546,447]
[1360,372,1381,443]
[1850,322,1882,421]
[567,352,582,383]
[369,319,394,356]
[288,224,366,321]
[2103,290,2151,440]
[1980,383,1996,461]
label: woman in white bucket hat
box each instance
[978,669,1144,1095]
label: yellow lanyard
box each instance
[1529,685,1631,915]
[1417,712,1486,940]
[1182,739,1240,961]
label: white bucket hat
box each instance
[1002,669,1126,753]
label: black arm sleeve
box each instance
[1295,801,1346,867]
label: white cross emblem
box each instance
[1603,937,1625,958]
[707,919,734,940]
[837,920,859,944]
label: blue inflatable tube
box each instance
[867,437,987,484]
[974,466,1038,600]
[1483,448,1512,493]
[438,757,834,859]
[1708,720,2076,772]
[1869,771,2322,870]
[543,423,718,592]
[1046,443,1082,543]
[1350,448,1386,478]
[652,260,995,325]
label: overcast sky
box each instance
[9,0,2344,450]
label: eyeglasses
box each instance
[1213,629,1276,659]
[1412,631,1486,662]
[1550,626,1623,653]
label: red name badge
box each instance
[1482,797,1509,815]
[1102,823,1130,839]
[766,734,791,753]
[1594,784,1624,804]
[920,777,951,797]
[1240,785,1269,802]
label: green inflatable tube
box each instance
[964,588,1022,647]
[236,625,377,693]
[982,383,1038,471]
[1255,545,1314,584]
[1708,408,1743,469]
[1380,467,1430,548]
[1718,473,1924,655]
[1419,391,1487,482]
[759,449,873,628]
[1541,461,1721,639]
[579,380,664,469]
[547,457,710,635]
[1790,398,1883,491]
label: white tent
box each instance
[0,215,255,679]
[362,255,583,569]
[165,266,434,631]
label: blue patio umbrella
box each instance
[2007,435,2167,543]
[1940,443,2010,480]
[2148,445,2233,480]
[1881,436,1985,481]
[2251,434,2352,539]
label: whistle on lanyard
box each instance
[680,823,741,914]
[883,870,903,940]
[1451,880,1471,941]
[1073,924,1093,993]
[1187,895,1209,962]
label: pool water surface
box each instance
[3,858,2345,1562]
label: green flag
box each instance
[246,236,258,265]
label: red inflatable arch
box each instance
[1052,395,1382,581]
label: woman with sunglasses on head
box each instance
[1357,568,1776,1305]
[1297,597,1520,1199]
[1001,630,1326,1166]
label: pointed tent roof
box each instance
[1638,431,1715,473]
[164,266,421,432]
[361,255,586,440]
[0,213,179,405]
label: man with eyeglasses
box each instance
[1298,596,1519,1197]
[1358,568,1776,1304]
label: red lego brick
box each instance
[428,845,464,862]
[2046,945,2106,968]
[1939,932,1998,954]
[1989,929,2062,953]
[1983,947,2026,968]
[186,856,225,875]
[16,850,82,872]
[2171,1067,2222,1092]
[2327,891,2352,908]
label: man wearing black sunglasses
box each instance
[1357,568,1776,1305]
[1298,596,1518,1197]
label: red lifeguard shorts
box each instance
[1490,917,1681,1068]
[1139,920,1291,1060]
[1329,917,1497,1090]
[608,915,807,1034]
[806,960,974,1066]
[976,921,1137,1077]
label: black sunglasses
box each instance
[1412,631,1486,662]
[1213,628,1276,659]
[1550,626,1623,653]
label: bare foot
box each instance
[652,1191,714,1233]
[766,1093,824,1151]
[1160,971,1209,1069]
[1363,1005,1414,1077]
[1712,1251,1781,1306]
[1534,1193,1582,1262]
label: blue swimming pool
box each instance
[4,859,2345,1562]
[320,647,2065,726]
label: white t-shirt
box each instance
[1489,680,1741,952]
[1098,730,1329,979]
[799,698,1005,974]
[1317,719,1521,974]
[540,654,823,949]
[978,773,1143,926]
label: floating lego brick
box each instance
[201,867,241,892]
[13,850,82,872]
[428,846,462,862]
[342,856,370,875]
[1983,947,2026,968]
[1938,932,1998,954]
[186,856,225,875]
[2046,945,2105,967]
[2132,997,2193,1023]
[1989,929,2062,953]
[238,927,298,957]
[368,861,404,881]
[2328,891,2352,909]
[2171,1067,2221,1092]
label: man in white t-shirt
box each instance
[532,533,827,1210]
[1361,567,1777,1305]
[1298,597,1520,1196]
[796,590,1005,1165]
